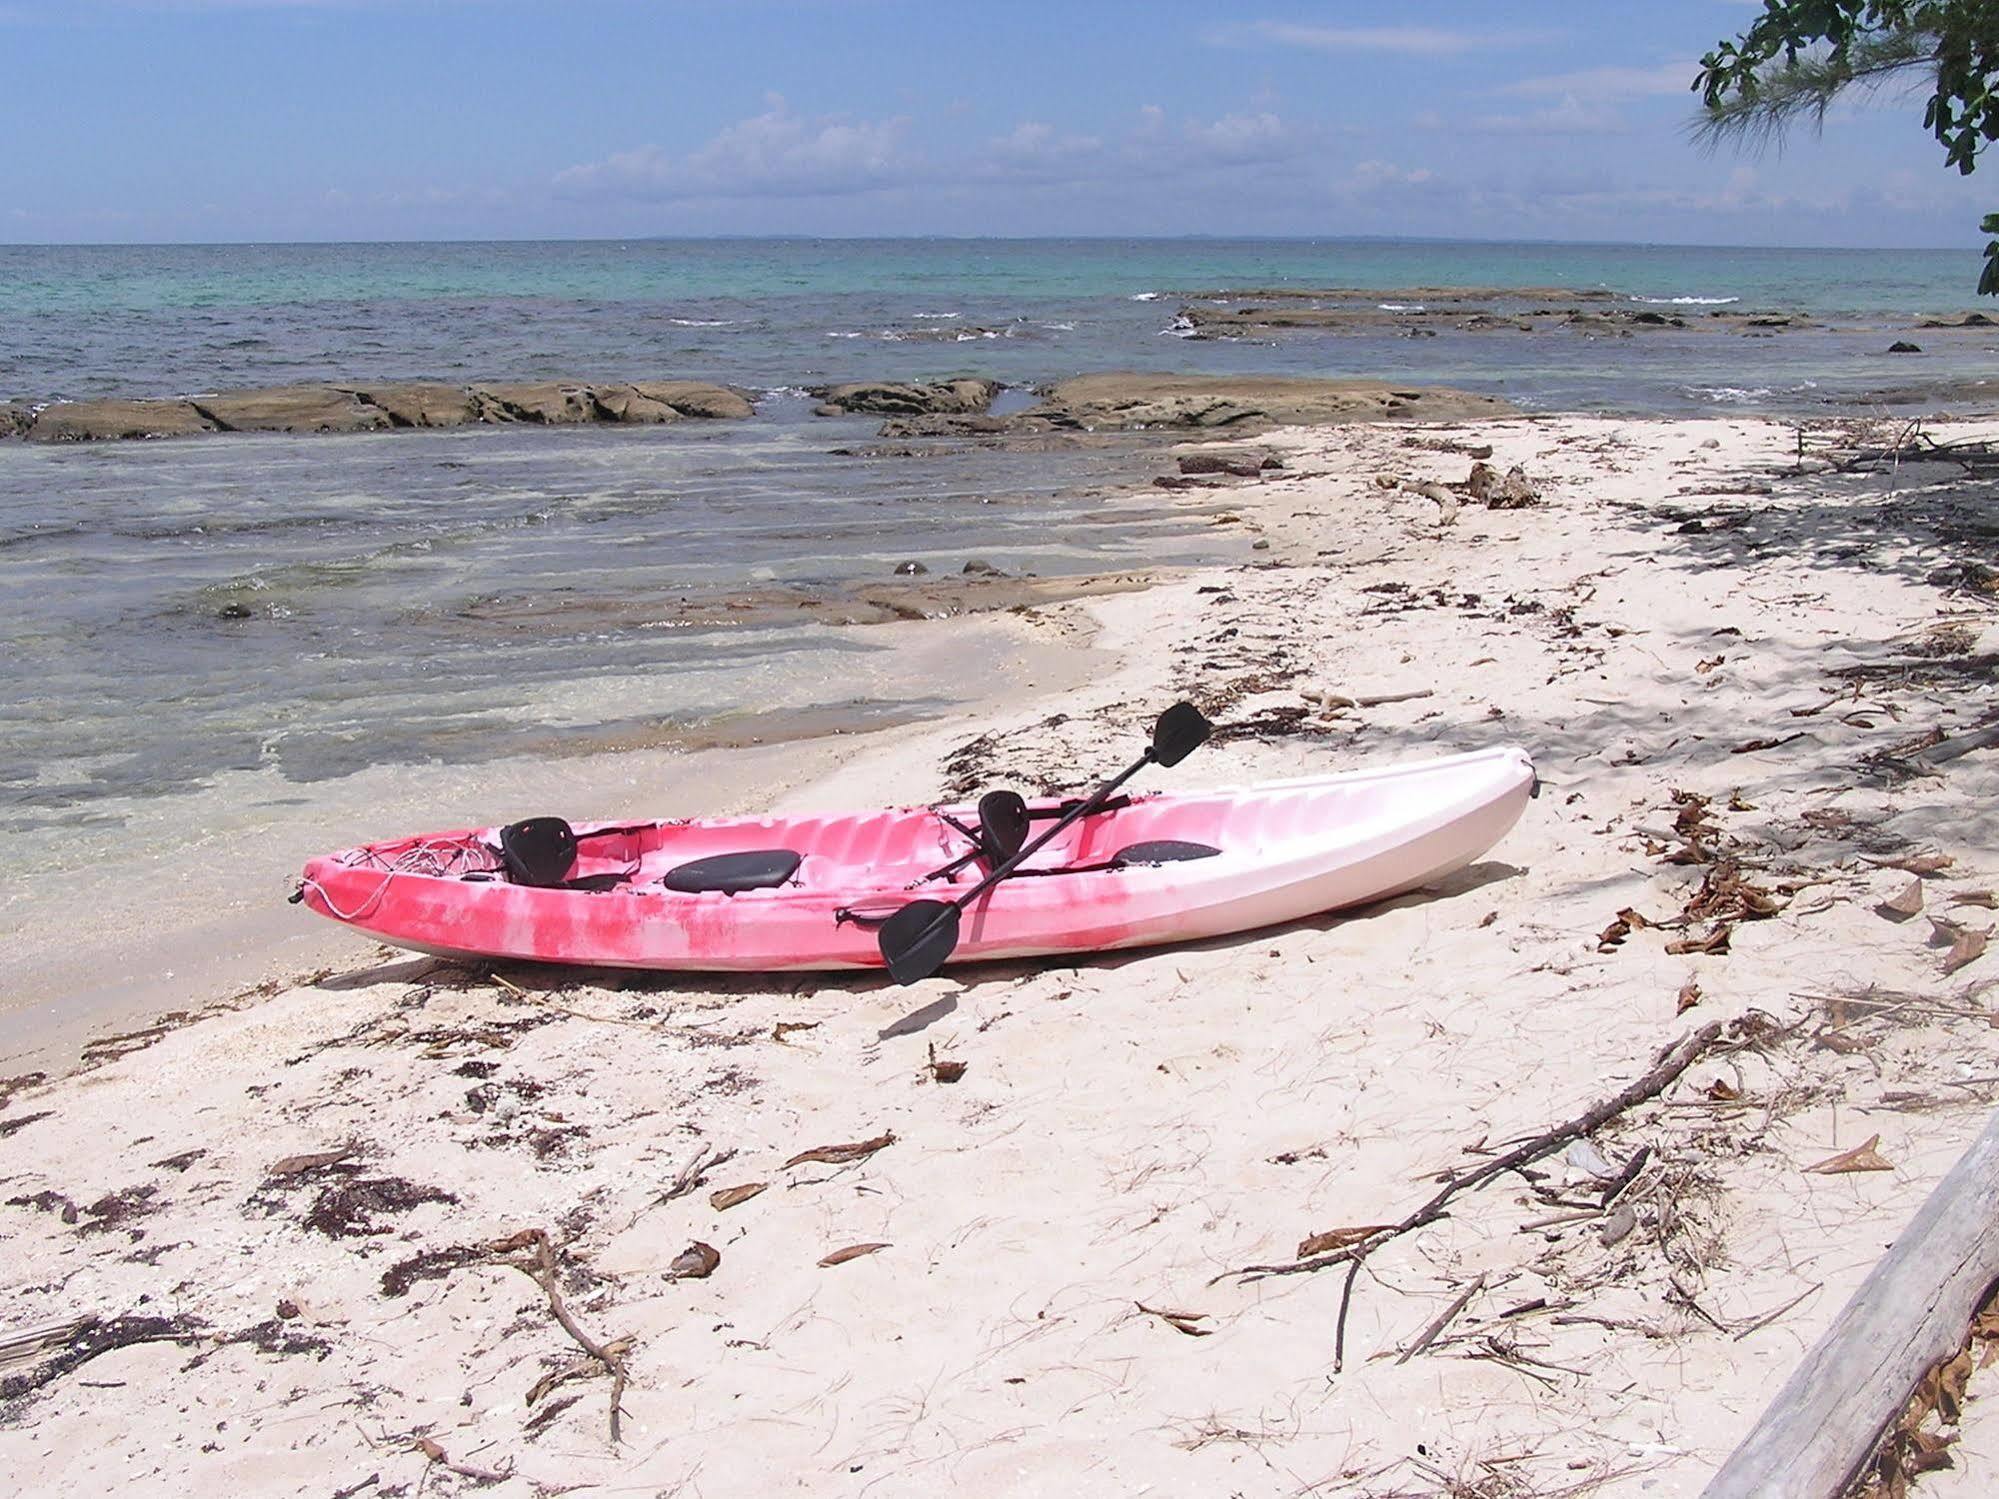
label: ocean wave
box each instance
[1684,384,1772,404]
[1635,295,1740,306]
[1129,291,1162,301]
[1161,314,1197,339]
[1378,303,1427,313]
[1040,321,1076,332]
[667,317,735,327]
[911,311,962,320]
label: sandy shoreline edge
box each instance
[7,405,1999,1494]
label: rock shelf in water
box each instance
[4,379,757,442]
[1,372,1514,443]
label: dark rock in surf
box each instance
[1178,451,1269,477]
[1887,341,1923,354]
[894,560,929,575]
[875,413,1015,438]
[193,385,396,434]
[341,382,479,427]
[961,559,1004,577]
[812,378,1001,418]
[26,399,217,441]
[631,381,756,420]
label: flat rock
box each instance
[471,382,603,424]
[340,383,479,428]
[193,385,394,434]
[26,399,217,441]
[876,413,1017,438]
[0,402,29,439]
[591,384,686,424]
[1030,373,1512,431]
[814,378,1000,417]
[629,381,755,420]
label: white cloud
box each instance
[1499,61,1693,102]
[1180,111,1295,165]
[1218,19,1543,56]
[1466,97,1634,135]
[1347,160,1435,188]
[987,121,1105,175]
[554,97,914,202]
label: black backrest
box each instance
[498,817,578,887]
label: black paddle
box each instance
[877,702,1213,984]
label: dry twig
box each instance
[487,1229,629,1445]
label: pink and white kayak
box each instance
[296,744,1534,973]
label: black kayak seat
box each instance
[661,849,802,894]
[498,817,579,887]
[1114,839,1222,866]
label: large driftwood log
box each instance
[1702,1108,1999,1499]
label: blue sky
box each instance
[0,0,1987,246]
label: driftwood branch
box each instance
[1911,721,1999,770]
[1702,1107,1999,1499]
[1225,1019,1728,1370]
[488,1229,629,1446]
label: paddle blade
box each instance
[1151,702,1213,768]
[878,899,962,985]
[977,790,1029,862]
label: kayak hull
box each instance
[298,745,1534,973]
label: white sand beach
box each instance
[6,411,1998,1496]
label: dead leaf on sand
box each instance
[1930,917,1991,975]
[266,1147,356,1178]
[785,1131,896,1169]
[709,1183,766,1212]
[1666,926,1732,956]
[1731,733,1804,754]
[772,1020,821,1042]
[1952,890,1999,909]
[1597,908,1651,952]
[1297,1224,1395,1259]
[668,1241,721,1280]
[1136,1302,1214,1337]
[1706,1078,1742,1102]
[1676,982,1702,1014]
[1876,878,1925,921]
[927,1042,967,1083]
[1871,852,1955,876]
[1805,1134,1895,1175]
[819,1242,890,1267]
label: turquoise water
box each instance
[2,237,1990,410]
[0,237,1981,314]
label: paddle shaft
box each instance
[909,751,1153,937]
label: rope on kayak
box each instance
[297,871,395,921]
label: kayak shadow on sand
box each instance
[915,856,1530,988]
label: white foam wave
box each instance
[1130,291,1162,301]
[911,311,962,320]
[1378,303,1427,313]
[667,317,735,326]
[1636,295,1739,306]
[1161,313,1197,339]
[1685,385,1772,404]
